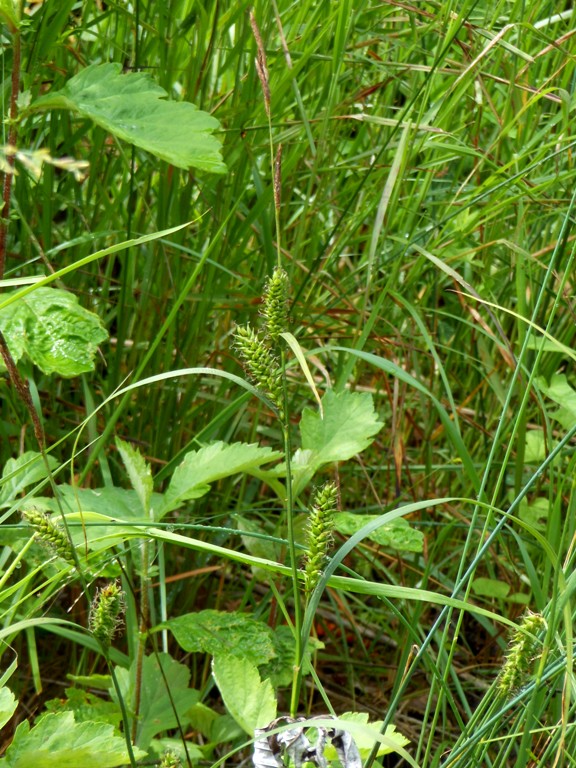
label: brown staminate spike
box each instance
[249,10,271,116]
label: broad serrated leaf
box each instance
[0,451,58,508]
[112,653,199,749]
[0,287,107,377]
[27,485,164,524]
[162,441,282,514]
[259,626,321,688]
[212,655,276,734]
[30,63,226,173]
[301,390,384,464]
[334,513,424,553]
[115,438,153,515]
[3,711,147,767]
[162,609,276,666]
[289,390,383,494]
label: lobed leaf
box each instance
[162,441,282,514]
[290,390,383,495]
[3,711,147,767]
[29,63,227,173]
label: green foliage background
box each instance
[2,0,576,766]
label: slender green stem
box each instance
[280,351,303,717]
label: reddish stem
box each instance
[0,27,21,280]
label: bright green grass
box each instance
[2,0,576,765]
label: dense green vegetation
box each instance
[1,0,576,765]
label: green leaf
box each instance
[0,287,107,377]
[536,373,576,430]
[0,452,58,509]
[161,609,276,666]
[0,0,19,31]
[518,496,549,531]
[334,512,424,553]
[260,626,321,688]
[322,713,410,759]
[162,442,282,514]
[212,655,276,734]
[291,390,384,494]
[44,688,121,727]
[524,429,548,463]
[21,486,164,558]
[3,711,147,767]
[301,390,383,460]
[471,578,510,599]
[112,653,199,749]
[146,738,204,765]
[115,438,153,515]
[0,687,17,731]
[29,63,226,173]
[29,485,161,524]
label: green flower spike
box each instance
[498,611,547,699]
[262,266,290,344]
[160,751,182,768]
[22,508,76,565]
[234,324,284,415]
[89,581,125,650]
[304,482,338,595]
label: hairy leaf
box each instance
[3,712,147,767]
[44,688,121,727]
[0,287,107,377]
[29,63,226,173]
